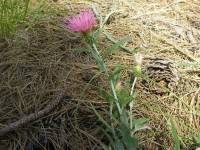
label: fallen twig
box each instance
[0,91,65,137]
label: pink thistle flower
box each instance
[65,10,97,33]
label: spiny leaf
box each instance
[106,36,131,55]
[93,28,102,41]
[98,87,114,103]
[91,104,115,135]
[133,118,150,133]
[91,50,106,72]
[103,9,116,26]
[119,116,138,150]
[91,4,103,28]
[104,31,135,53]
[117,88,133,111]
[109,64,122,86]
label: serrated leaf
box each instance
[98,87,114,103]
[119,118,138,150]
[117,88,133,110]
[91,4,103,28]
[106,36,130,55]
[101,127,115,146]
[91,50,106,72]
[120,110,129,128]
[91,104,115,135]
[104,31,135,53]
[93,28,102,41]
[109,64,122,86]
[103,9,116,26]
[133,118,149,133]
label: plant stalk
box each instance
[92,43,122,114]
[130,77,137,129]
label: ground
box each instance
[0,0,200,150]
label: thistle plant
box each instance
[65,8,148,150]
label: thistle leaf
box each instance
[109,64,122,86]
[132,118,150,133]
[106,36,130,55]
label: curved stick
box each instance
[0,91,65,137]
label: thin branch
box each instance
[0,91,65,137]
[130,77,137,129]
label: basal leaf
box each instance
[91,104,115,135]
[119,119,138,150]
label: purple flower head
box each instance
[65,9,97,33]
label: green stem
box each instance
[130,77,137,96]
[24,0,30,17]
[130,77,137,129]
[110,80,122,114]
[92,43,122,114]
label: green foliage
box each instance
[96,67,147,150]
[0,0,30,37]
[92,28,103,42]
[133,118,149,133]
[169,118,181,150]
[0,0,66,37]
[79,8,147,150]
[194,135,200,148]
[91,48,142,149]
[104,31,135,54]
[117,88,133,111]
[92,104,139,150]
[119,111,138,150]
[99,87,114,103]
[109,64,122,86]
[91,49,107,72]
[106,36,130,55]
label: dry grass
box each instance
[0,0,200,149]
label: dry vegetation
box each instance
[0,0,200,149]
